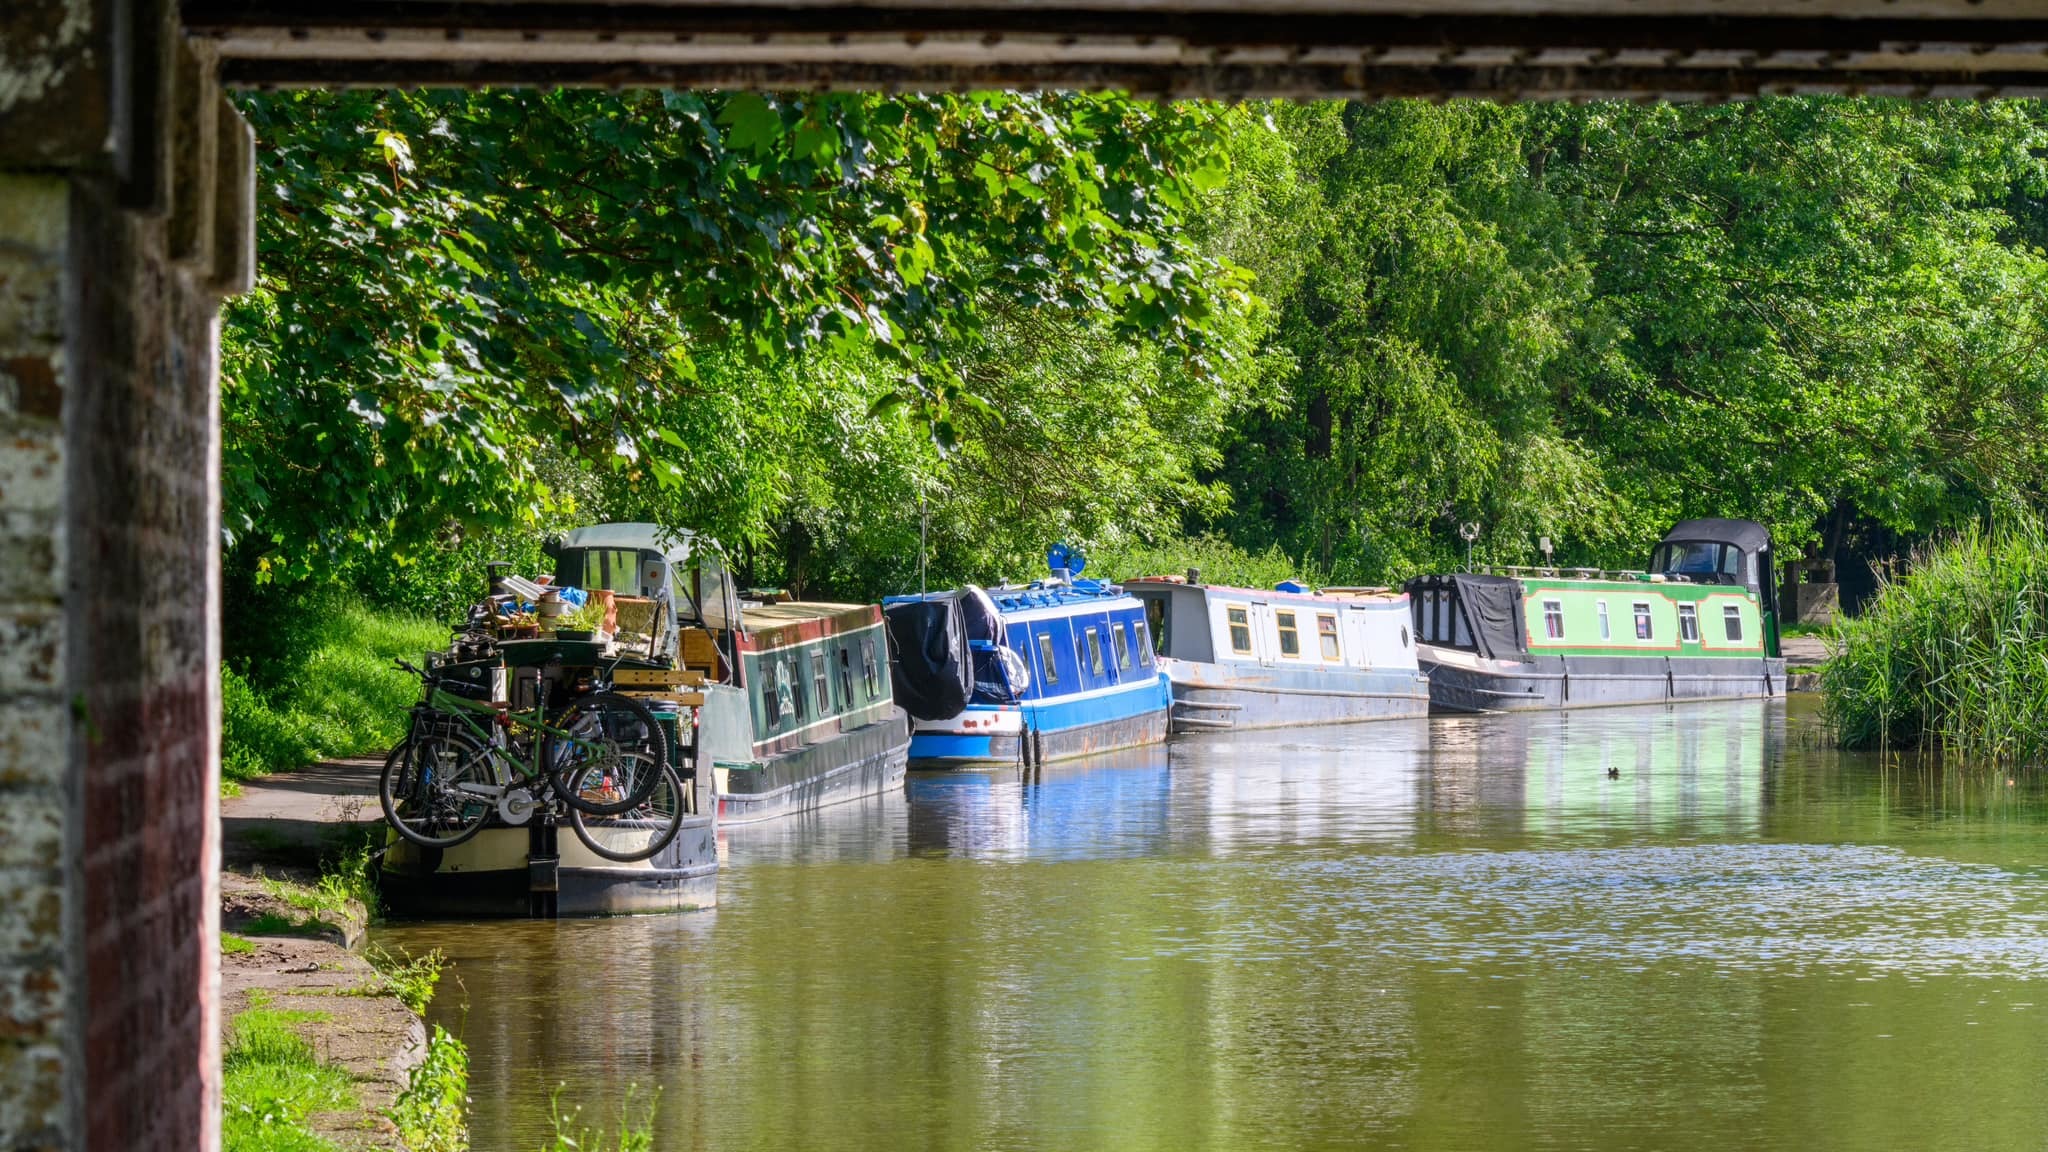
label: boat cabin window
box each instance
[1317,614,1341,660]
[789,657,808,721]
[1597,600,1611,640]
[1723,605,1744,642]
[1542,600,1565,640]
[1085,627,1106,675]
[770,658,796,722]
[1113,623,1132,671]
[1143,597,1167,656]
[1277,611,1300,657]
[837,645,854,704]
[1678,603,1699,642]
[1134,621,1155,667]
[862,639,881,697]
[1633,602,1653,640]
[812,650,832,713]
[1226,606,1253,654]
[1036,632,1059,686]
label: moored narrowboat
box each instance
[1121,577,1430,731]
[1405,519,1786,712]
[697,598,910,825]
[885,553,1172,768]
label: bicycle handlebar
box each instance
[393,658,424,678]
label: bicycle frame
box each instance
[408,680,616,802]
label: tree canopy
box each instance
[224,91,2048,613]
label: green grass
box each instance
[222,1004,356,1152]
[387,1025,469,1152]
[1822,517,2048,765]
[222,932,259,956]
[222,597,447,788]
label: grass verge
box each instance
[1822,517,2048,764]
[222,596,445,789]
[221,999,354,1152]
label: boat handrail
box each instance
[1474,565,1652,582]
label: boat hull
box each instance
[715,710,911,825]
[1162,659,1431,732]
[910,677,1172,768]
[1419,645,1786,712]
[379,813,718,919]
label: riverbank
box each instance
[1822,520,2048,763]
[219,766,461,1152]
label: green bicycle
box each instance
[378,658,687,863]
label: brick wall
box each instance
[68,180,223,1152]
[0,174,226,1151]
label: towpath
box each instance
[221,754,383,871]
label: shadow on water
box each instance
[380,698,2048,1152]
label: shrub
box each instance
[1823,517,2048,765]
[1089,534,1326,591]
[387,1025,469,1152]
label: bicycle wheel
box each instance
[545,691,669,816]
[380,733,494,849]
[565,762,688,863]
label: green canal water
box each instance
[377,696,2048,1151]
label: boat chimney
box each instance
[1186,567,1201,585]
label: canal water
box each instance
[378,697,2048,1151]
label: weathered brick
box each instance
[0,877,61,958]
[0,698,67,789]
[0,606,62,692]
[0,962,64,1043]
[0,1039,65,1147]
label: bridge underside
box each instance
[186,1,2048,100]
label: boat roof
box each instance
[560,522,697,558]
[1122,576,1403,604]
[741,600,868,629]
[1661,518,1770,553]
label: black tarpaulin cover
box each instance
[884,596,973,721]
[1453,574,1528,660]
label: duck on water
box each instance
[1405,519,1787,712]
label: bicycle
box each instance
[378,658,687,863]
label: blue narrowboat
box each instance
[884,554,1172,768]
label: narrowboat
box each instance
[884,552,1172,768]
[1121,577,1430,731]
[1405,519,1786,712]
[381,523,908,917]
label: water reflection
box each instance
[380,699,2048,1152]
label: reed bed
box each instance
[1822,519,2048,766]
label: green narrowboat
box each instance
[1404,519,1786,712]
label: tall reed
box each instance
[1822,517,2048,766]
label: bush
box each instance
[1822,517,2048,765]
[222,595,447,785]
[1089,534,1326,591]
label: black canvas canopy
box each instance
[883,595,973,721]
[1452,574,1529,660]
[1403,573,1529,660]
